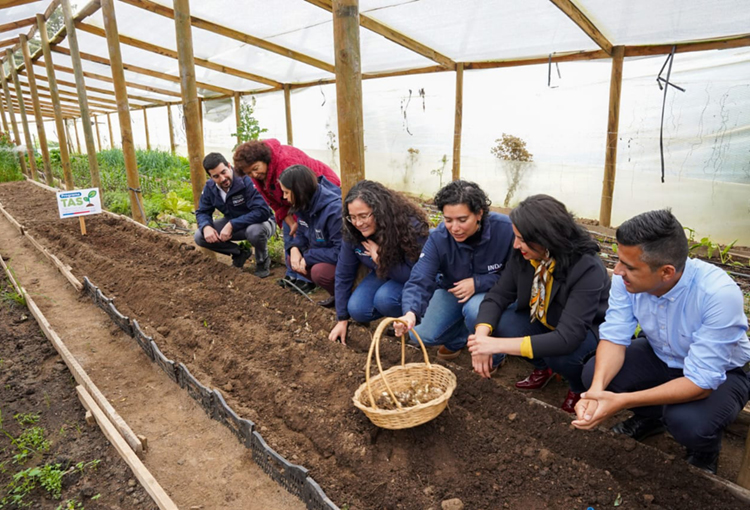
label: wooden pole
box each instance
[234,91,241,147]
[8,49,38,180]
[101,0,146,224]
[65,119,75,156]
[142,107,150,150]
[73,118,81,153]
[197,97,203,141]
[174,0,205,209]
[107,112,114,149]
[0,81,8,135]
[284,84,293,146]
[94,115,102,151]
[452,62,464,181]
[62,0,100,190]
[38,14,73,190]
[599,45,625,228]
[20,33,52,181]
[0,63,27,175]
[332,0,365,196]
[166,104,175,155]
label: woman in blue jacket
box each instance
[468,194,610,412]
[328,180,430,344]
[280,165,342,307]
[395,180,514,366]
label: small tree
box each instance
[231,97,267,148]
[491,134,533,207]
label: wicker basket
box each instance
[352,317,457,430]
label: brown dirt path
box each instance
[0,208,304,510]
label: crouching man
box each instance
[194,153,276,277]
[572,209,750,474]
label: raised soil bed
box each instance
[0,180,747,510]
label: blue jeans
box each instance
[283,221,310,282]
[412,289,485,352]
[496,303,598,392]
[582,338,750,453]
[347,272,404,323]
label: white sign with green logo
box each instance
[56,188,102,219]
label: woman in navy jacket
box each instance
[468,194,610,413]
[329,180,430,344]
[395,180,514,363]
[280,165,342,306]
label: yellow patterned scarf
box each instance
[529,258,555,328]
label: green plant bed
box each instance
[0,133,23,184]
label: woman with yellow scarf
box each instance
[468,194,611,412]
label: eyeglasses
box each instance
[345,212,374,224]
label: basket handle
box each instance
[365,317,433,410]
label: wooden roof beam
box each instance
[12,81,115,111]
[50,44,234,97]
[0,0,38,8]
[0,37,19,49]
[548,0,613,55]
[76,21,282,89]
[0,17,36,35]
[624,33,750,56]
[305,0,455,68]
[119,0,335,74]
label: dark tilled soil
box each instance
[0,275,155,509]
[0,180,746,510]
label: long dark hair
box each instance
[343,180,429,279]
[279,165,318,213]
[510,194,598,276]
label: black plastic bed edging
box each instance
[83,276,338,510]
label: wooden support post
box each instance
[107,112,114,149]
[94,115,101,152]
[72,118,81,153]
[174,0,205,209]
[38,14,74,189]
[101,0,146,224]
[20,33,52,181]
[332,0,365,196]
[142,107,150,150]
[0,63,27,175]
[452,62,464,181]
[284,84,293,146]
[599,46,625,228]
[234,91,241,147]
[79,216,87,235]
[62,0,101,190]
[197,97,203,141]
[0,80,8,135]
[166,104,175,155]
[8,49,38,180]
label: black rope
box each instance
[547,54,561,88]
[656,46,685,183]
[128,186,146,222]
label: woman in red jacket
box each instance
[234,139,341,291]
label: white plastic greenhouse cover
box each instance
[1,0,749,243]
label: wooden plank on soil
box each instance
[76,385,178,510]
[0,256,146,456]
[0,200,24,234]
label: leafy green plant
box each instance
[231,97,267,147]
[689,236,738,264]
[14,426,50,464]
[13,414,39,427]
[430,154,448,189]
[0,133,23,183]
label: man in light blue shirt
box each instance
[572,209,750,474]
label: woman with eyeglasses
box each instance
[279,165,342,307]
[394,180,514,367]
[234,139,341,292]
[467,194,610,413]
[328,180,430,344]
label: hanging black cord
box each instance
[656,46,686,183]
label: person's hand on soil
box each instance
[219,221,233,242]
[203,226,219,244]
[362,240,380,265]
[571,389,623,430]
[329,320,348,345]
[284,214,298,237]
[471,353,494,378]
[393,312,416,337]
[448,278,475,303]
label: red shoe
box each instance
[561,390,581,413]
[515,367,554,390]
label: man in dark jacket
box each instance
[194,153,275,277]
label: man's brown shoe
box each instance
[436,346,462,361]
